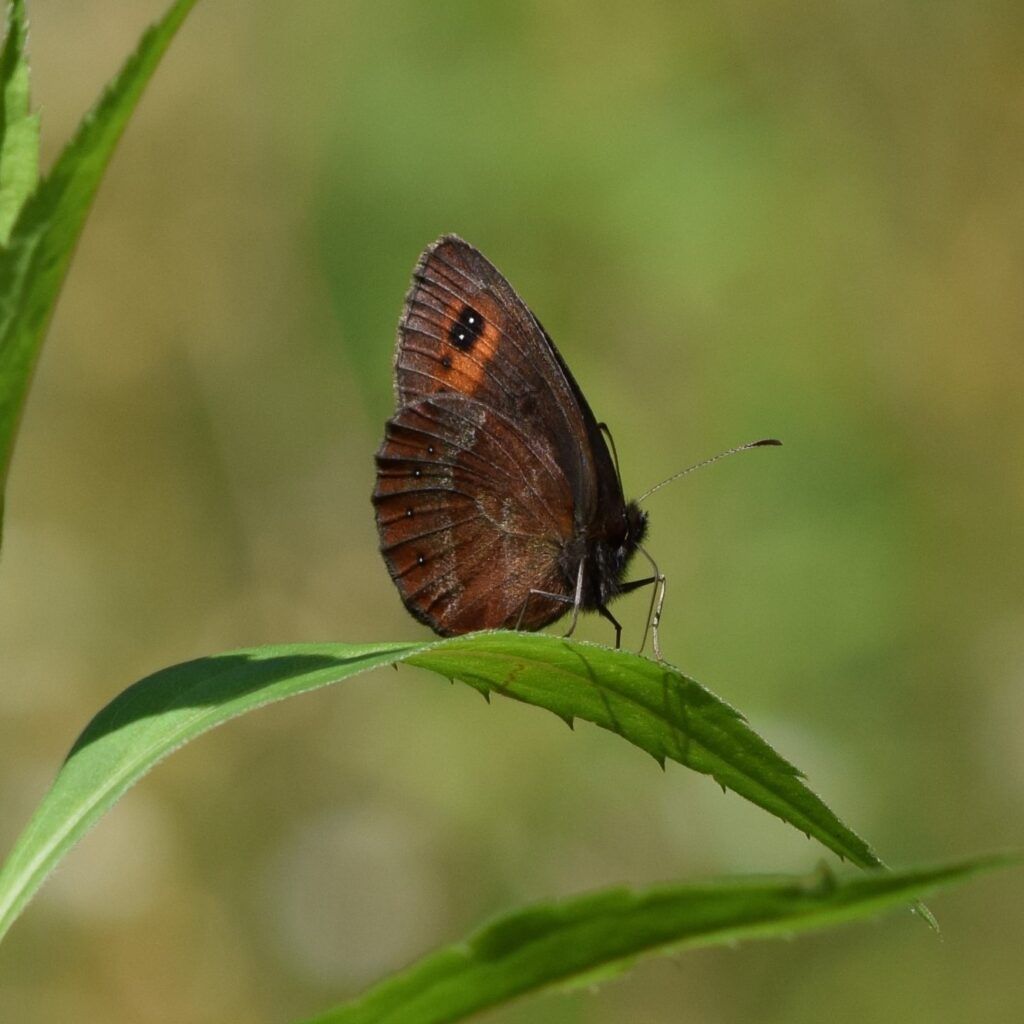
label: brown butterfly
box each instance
[372,235,777,657]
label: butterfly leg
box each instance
[635,545,666,660]
[609,575,657,653]
[597,604,622,648]
[548,557,581,634]
[650,573,667,661]
[513,561,586,637]
[619,576,657,595]
[514,589,573,632]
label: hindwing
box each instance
[373,394,574,634]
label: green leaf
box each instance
[0,0,39,242]
[0,0,200,539]
[0,632,898,944]
[304,854,1020,1024]
[0,640,417,942]
[410,633,883,868]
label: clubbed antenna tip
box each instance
[637,437,783,503]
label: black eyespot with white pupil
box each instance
[449,305,484,351]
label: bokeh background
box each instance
[1,1,1022,1021]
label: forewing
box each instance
[373,395,573,635]
[396,235,600,516]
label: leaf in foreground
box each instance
[2,632,888,942]
[0,0,199,540]
[0,641,416,941]
[411,633,884,869]
[303,854,1018,1024]
[0,0,39,242]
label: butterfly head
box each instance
[621,501,648,553]
[596,500,648,598]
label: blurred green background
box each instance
[1,1,1022,1020]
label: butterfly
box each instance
[373,235,777,657]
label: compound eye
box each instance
[611,514,629,547]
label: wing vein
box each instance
[417,400,567,534]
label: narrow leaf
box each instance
[0,632,894,944]
[304,854,1019,1024]
[0,0,39,241]
[0,0,199,537]
[409,633,884,870]
[0,641,417,941]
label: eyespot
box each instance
[448,305,484,351]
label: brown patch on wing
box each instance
[373,395,573,634]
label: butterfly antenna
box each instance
[636,439,782,504]
[598,422,623,492]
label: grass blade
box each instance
[303,854,1019,1024]
[0,0,38,242]
[0,641,417,942]
[0,632,906,943]
[0,0,199,538]
[410,633,883,869]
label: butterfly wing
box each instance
[373,394,573,634]
[395,235,618,522]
